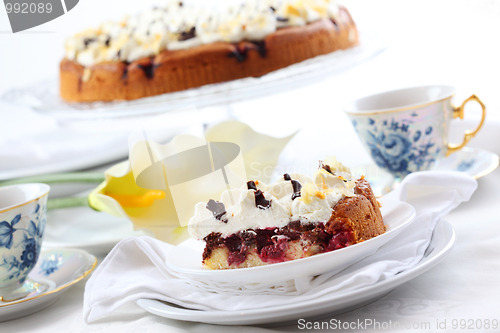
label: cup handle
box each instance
[446,94,486,157]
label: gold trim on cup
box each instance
[446,94,487,157]
[344,94,455,116]
[0,255,97,308]
[0,192,49,214]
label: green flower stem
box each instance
[47,197,89,210]
[0,173,103,211]
[0,172,105,186]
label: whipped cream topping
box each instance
[188,156,356,239]
[65,0,342,67]
[188,188,290,239]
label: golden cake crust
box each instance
[327,178,386,242]
[60,9,358,102]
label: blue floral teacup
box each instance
[345,85,486,178]
[0,183,50,300]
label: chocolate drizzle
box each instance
[104,36,111,47]
[206,199,227,223]
[247,181,257,191]
[227,41,267,62]
[283,173,301,200]
[83,38,96,47]
[227,45,248,62]
[321,162,333,175]
[248,181,272,208]
[252,41,267,58]
[179,27,196,41]
[291,180,302,200]
[277,16,289,22]
[121,66,128,81]
[254,190,271,209]
[138,61,161,79]
[330,18,339,30]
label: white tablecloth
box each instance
[1,0,500,332]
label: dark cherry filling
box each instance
[224,234,243,252]
[259,237,288,263]
[326,231,351,251]
[203,232,222,261]
[255,228,276,252]
[227,252,247,266]
[303,224,332,246]
[203,221,355,267]
[225,234,247,266]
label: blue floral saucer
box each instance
[352,147,499,196]
[0,248,96,322]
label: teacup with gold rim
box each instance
[344,85,486,178]
[0,183,50,301]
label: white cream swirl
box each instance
[290,168,355,223]
[64,0,342,67]
[188,187,290,239]
[188,156,356,239]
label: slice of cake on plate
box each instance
[188,156,386,270]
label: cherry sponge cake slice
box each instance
[188,156,386,270]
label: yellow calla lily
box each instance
[88,120,296,245]
[104,191,166,208]
[88,161,186,244]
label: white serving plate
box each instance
[138,219,455,326]
[166,198,415,284]
[43,206,149,255]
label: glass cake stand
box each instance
[1,26,388,123]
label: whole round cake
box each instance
[60,0,358,102]
[188,156,386,270]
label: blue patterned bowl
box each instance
[0,184,50,296]
[344,85,486,178]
